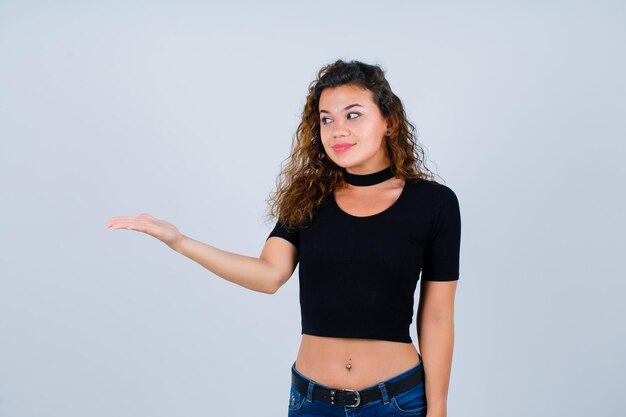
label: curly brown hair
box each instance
[265,59,440,231]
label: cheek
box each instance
[357,120,383,137]
[319,130,333,146]
[320,139,332,153]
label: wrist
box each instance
[426,400,447,416]
[172,234,190,254]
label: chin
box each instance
[329,159,353,169]
[331,161,348,168]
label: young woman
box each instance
[107,60,461,417]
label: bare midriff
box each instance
[294,334,421,391]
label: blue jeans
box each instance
[288,357,427,416]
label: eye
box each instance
[320,112,361,125]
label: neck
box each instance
[342,165,394,186]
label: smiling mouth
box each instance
[332,143,355,153]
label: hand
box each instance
[106,213,185,251]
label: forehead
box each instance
[318,84,375,111]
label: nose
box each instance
[332,121,350,139]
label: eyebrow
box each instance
[319,103,364,114]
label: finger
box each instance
[109,222,141,231]
[107,219,140,230]
[107,222,134,230]
[106,216,144,228]
[108,219,154,234]
[107,216,138,224]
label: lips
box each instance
[332,143,355,152]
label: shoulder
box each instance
[405,178,459,206]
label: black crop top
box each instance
[266,178,461,343]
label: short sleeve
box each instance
[266,218,300,250]
[421,186,461,281]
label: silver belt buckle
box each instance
[342,389,361,408]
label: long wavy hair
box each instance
[265,59,440,230]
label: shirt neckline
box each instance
[331,180,409,219]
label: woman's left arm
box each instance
[417,280,458,417]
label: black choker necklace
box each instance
[343,165,394,186]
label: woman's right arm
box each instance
[106,213,298,294]
[176,235,298,294]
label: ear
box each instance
[385,116,398,135]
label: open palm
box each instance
[106,213,184,250]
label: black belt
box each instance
[291,363,424,408]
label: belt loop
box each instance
[377,382,390,405]
[306,381,314,403]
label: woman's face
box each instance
[318,84,390,174]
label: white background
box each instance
[1,1,624,416]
